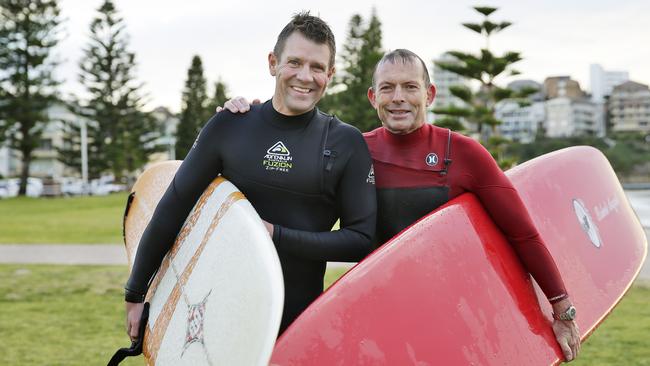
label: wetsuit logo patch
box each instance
[267,141,290,156]
[425,153,439,166]
[263,141,293,173]
[366,165,375,184]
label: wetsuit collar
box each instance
[379,123,432,148]
[262,99,317,130]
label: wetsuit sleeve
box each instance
[459,140,568,303]
[272,132,377,262]
[124,115,223,302]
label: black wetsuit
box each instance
[126,100,376,332]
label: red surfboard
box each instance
[270,146,647,365]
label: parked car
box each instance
[60,177,86,196]
[0,181,10,199]
[0,178,43,198]
[89,176,126,195]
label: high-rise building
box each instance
[590,64,629,103]
[609,81,650,133]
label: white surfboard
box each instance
[123,161,284,366]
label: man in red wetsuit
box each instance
[365,48,580,362]
[222,48,581,362]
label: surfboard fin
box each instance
[107,302,150,366]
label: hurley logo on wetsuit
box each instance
[263,141,293,173]
[425,153,439,166]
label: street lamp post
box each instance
[80,119,89,194]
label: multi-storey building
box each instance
[590,64,629,103]
[609,81,650,133]
[495,100,545,143]
[544,76,585,100]
[545,97,605,137]
[431,53,470,121]
[507,80,544,102]
[0,104,177,179]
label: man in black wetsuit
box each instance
[124,12,376,340]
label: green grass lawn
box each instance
[0,264,648,365]
[0,193,127,244]
[0,265,350,366]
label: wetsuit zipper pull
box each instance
[324,150,337,172]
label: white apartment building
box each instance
[545,97,605,137]
[590,64,629,103]
[0,104,177,179]
[432,53,470,119]
[495,100,545,143]
[609,81,650,133]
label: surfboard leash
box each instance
[107,302,150,366]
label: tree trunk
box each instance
[19,149,32,196]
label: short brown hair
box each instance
[372,49,431,88]
[273,11,336,68]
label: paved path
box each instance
[1,229,648,280]
[0,243,355,270]
[0,244,128,265]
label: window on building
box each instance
[39,139,53,150]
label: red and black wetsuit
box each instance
[364,123,568,303]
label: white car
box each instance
[0,178,42,198]
[60,177,86,196]
[89,176,126,195]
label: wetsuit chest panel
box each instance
[376,186,449,244]
[219,115,327,198]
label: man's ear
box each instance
[327,66,335,83]
[367,87,378,109]
[426,83,437,106]
[268,52,277,76]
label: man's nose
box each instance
[392,86,405,102]
[296,65,312,82]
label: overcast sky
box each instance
[55,0,650,113]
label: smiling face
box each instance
[368,59,436,135]
[269,31,334,116]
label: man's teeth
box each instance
[292,86,310,93]
[390,110,408,114]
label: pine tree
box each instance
[434,6,534,143]
[0,0,62,195]
[71,0,157,180]
[175,55,209,159]
[206,78,229,119]
[320,10,383,132]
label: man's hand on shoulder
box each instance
[215,96,260,114]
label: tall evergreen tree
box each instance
[0,0,62,195]
[434,6,534,143]
[175,55,209,159]
[320,10,383,132]
[71,0,157,179]
[206,78,229,119]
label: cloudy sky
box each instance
[55,0,650,113]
